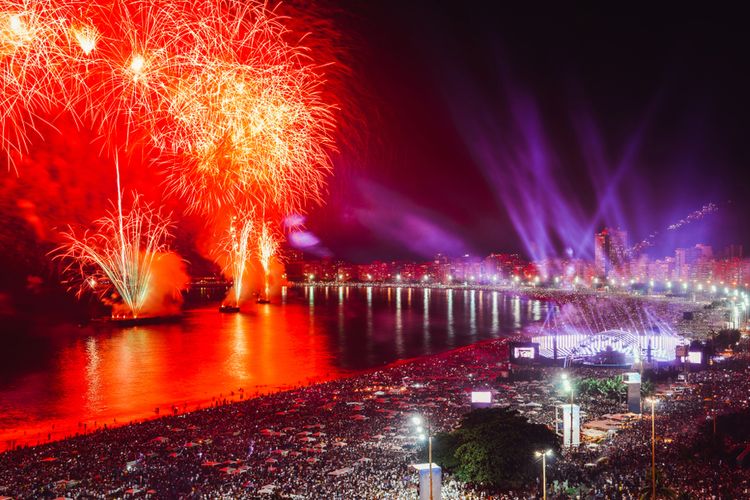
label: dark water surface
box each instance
[0,286,548,449]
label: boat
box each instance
[256,297,271,304]
[219,304,241,313]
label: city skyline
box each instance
[1,2,749,498]
[286,231,749,289]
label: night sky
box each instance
[307,2,750,262]
[1,1,748,276]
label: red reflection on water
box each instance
[0,304,349,451]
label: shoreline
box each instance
[1,286,723,454]
[0,336,518,497]
[0,336,504,455]
[2,333,748,498]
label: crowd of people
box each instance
[541,359,750,499]
[1,333,749,498]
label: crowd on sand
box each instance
[2,337,750,499]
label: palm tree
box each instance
[638,470,678,499]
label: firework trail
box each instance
[257,220,281,298]
[219,213,254,307]
[629,203,719,255]
[54,162,174,318]
[1,0,337,214]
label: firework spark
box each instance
[257,220,281,298]
[55,189,174,319]
[219,213,254,307]
[1,0,338,215]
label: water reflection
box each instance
[84,337,101,413]
[226,314,249,382]
[491,291,499,335]
[423,288,430,340]
[469,289,477,336]
[395,287,403,356]
[0,288,547,449]
[447,288,454,339]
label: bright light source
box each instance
[74,25,98,55]
[129,54,146,75]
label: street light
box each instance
[646,398,659,499]
[535,450,553,500]
[561,375,575,447]
[412,415,433,500]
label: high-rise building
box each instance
[594,227,628,277]
[674,244,714,282]
[722,245,743,260]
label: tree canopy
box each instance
[431,407,559,490]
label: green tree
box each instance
[640,379,655,397]
[713,329,741,350]
[431,407,559,490]
[638,469,677,499]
